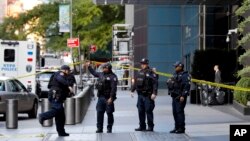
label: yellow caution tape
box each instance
[10,60,250,92]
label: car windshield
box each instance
[38,72,54,80]
[0,80,5,91]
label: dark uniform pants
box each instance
[172,96,187,129]
[96,96,115,130]
[40,100,66,134]
[137,94,155,129]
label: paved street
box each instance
[0,89,250,141]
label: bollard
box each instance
[6,99,18,129]
[65,98,75,125]
[73,84,78,95]
[75,97,83,123]
[41,98,53,127]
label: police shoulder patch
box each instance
[113,77,117,81]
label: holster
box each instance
[48,88,61,102]
[170,92,180,98]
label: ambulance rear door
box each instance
[17,41,37,94]
[0,40,19,78]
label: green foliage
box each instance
[234,77,250,106]
[238,33,250,46]
[234,0,250,106]
[239,50,250,65]
[238,66,250,77]
[0,0,124,55]
[235,0,250,16]
[0,3,59,40]
[73,0,124,50]
[238,17,250,33]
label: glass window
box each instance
[38,72,54,80]
[7,80,19,92]
[4,49,15,62]
[0,80,5,91]
[14,80,26,91]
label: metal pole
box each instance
[6,99,18,129]
[70,0,73,42]
[78,35,83,90]
[203,5,206,50]
[70,0,73,66]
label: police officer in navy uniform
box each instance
[131,58,158,132]
[39,65,73,136]
[86,61,118,133]
[167,61,191,134]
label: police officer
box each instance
[39,65,73,136]
[86,61,118,133]
[167,61,191,134]
[152,68,159,80]
[131,58,158,132]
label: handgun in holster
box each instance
[52,90,57,99]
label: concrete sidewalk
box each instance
[0,89,250,141]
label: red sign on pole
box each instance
[90,45,97,53]
[67,38,79,48]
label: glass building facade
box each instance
[134,5,234,87]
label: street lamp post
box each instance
[70,0,73,56]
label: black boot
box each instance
[107,125,112,133]
[169,128,177,133]
[58,132,69,136]
[146,127,154,132]
[107,128,112,133]
[38,114,44,125]
[175,128,185,134]
[96,128,103,133]
[135,127,146,131]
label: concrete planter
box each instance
[233,100,250,115]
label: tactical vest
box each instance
[48,72,69,102]
[169,71,191,97]
[95,73,112,96]
[136,69,153,94]
[166,74,181,98]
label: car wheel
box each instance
[28,101,38,119]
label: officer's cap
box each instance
[173,61,184,68]
[61,65,70,70]
[140,58,149,64]
[103,63,112,70]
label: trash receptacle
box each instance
[6,99,18,129]
[65,98,75,125]
[41,98,53,127]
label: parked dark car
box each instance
[0,76,39,118]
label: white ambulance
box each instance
[0,40,37,93]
